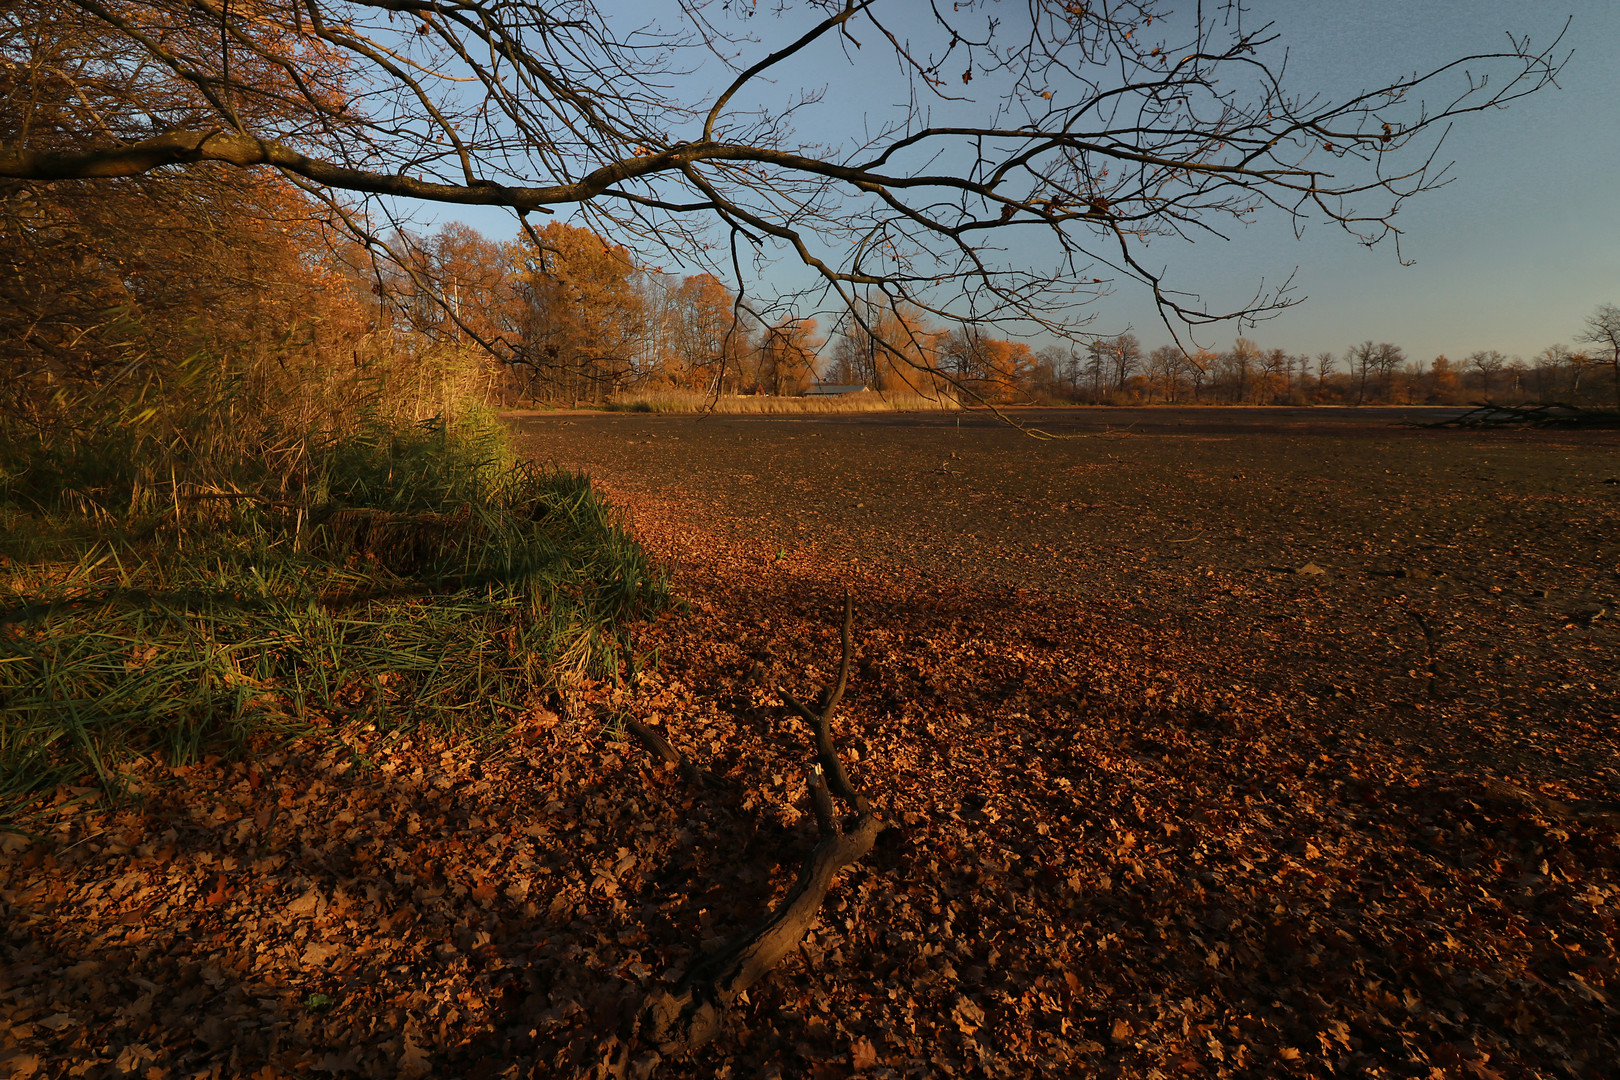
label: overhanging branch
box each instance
[0,131,550,212]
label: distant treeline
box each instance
[379,222,1620,409]
[6,166,1616,414]
[1039,335,1620,408]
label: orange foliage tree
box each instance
[0,4,371,447]
[661,274,745,393]
[828,299,951,398]
[750,317,823,396]
[941,329,1038,405]
[506,222,647,405]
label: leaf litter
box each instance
[4,413,1619,1079]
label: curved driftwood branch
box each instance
[635,591,882,1055]
[641,808,881,1050]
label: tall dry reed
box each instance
[1,338,665,821]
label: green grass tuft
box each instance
[0,416,666,820]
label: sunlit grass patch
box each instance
[0,423,666,819]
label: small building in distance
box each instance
[802,383,868,396]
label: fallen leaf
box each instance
[201,872,231,907]
[399,1038,431,1080]
[0,1050,41,1078]
[301,941,341,968]
[850,1036,878,1071]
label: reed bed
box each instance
[606,387,960,414]
[1,352,666,819]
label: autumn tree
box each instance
[508,222,647,405]
[941,329,1037,404]
[660,273,744,393]
[1428,356,1461,403]
[2,0,1569,386]
[0,0,400,478]
[412,223,515,349]
[0,2,359,389]
[828,298,950,397]
[753,316,823,396]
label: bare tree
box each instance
[1148,344,1183,402]
[1505,357,1529,400]
[1527,344,1572,402]
[1105,333,1143,395]
[1057,345,1087,401]
[1219,337,1260,403]
[1084,339,1111,401]
[1372,342,1406,401]
[1348,341,1377,405]
[1315,351,1339,400]
[1,0,1568,369]
[1576,304,1620,409]
[1258,347,1292,403]
[1184,348,1218,402]
[1467,350,1508,400]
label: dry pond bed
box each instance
[3,406,1618,1079]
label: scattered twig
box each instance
[623,717,706,787]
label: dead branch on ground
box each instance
[623,717,707,788]
[620,593,884,1063]
[1421,403,1620,430]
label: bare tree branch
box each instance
[3,0,1572,369]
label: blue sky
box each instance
[421,1,1618,365]
[1142,0,1620,364]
